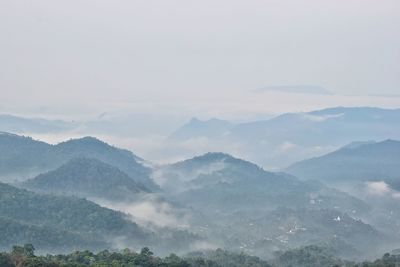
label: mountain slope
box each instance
[54,137,158,190]
[156,153,387,259]
[217,207,387,260]
[0,132,54,181]
[169,107,400,168]
[0,217,102,252]
[0,182,149,252]
[23,158,150,201]
[231,107,400,144]
[286,139,400,187]
[0,133,158,190]
[160,152,367,214]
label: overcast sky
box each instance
[1,0,399,119]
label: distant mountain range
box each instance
[23,157,150,202]
[0,132,158,190]
[0,119,399,259]
[0,112,181,137]
[172,107,400,143]
[170,107,400,168]
[286,139,400,188]
[3,107,400,169]
[0,114,77,134]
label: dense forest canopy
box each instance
[1,245,400,267]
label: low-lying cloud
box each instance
[95,195,191,229]
[364,181,400,199]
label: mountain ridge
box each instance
[286,139,400,186]
[23,157,150,202]
[0,133,158,189]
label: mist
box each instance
[1,0,400,266]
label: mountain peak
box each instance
[24,157,149,201]
[187,117,231,125]
[195,152,233,161]
[189,117,201,123]
[173,152,266,175]
[381,139,400,145]
[59,136,105,146]
[0,131,20,137]
[287,139,400,184]
[341,140,376,150]
[56,136,143,161]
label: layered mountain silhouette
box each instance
[286,139,400,188]
[0,132,158,190]
[170,107,400,167]
[156,152,389,258]
[23,157,150,201]
[159,152,368,214]
[0,124,398,259]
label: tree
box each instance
[11,244,36,267]
[0,253,13,267]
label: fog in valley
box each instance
[1,1,400,266]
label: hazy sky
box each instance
[1,0,399,119]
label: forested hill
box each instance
[1,244,400,267]
[0,182,149,252]
[0,132,158,190]
[286,139,400,186]
[23,157,149,202]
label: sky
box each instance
[1,0,400,120]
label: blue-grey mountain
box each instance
[170,107,400,168]
[286,139,400,188]
[23,158,150,202]
[0,133,158,190]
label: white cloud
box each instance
[189,241,220,251]
[301,112,345,122]
[365,181,391,196]
[364,181,400,200]
[280,141,298,151]
[95,195,191,229]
